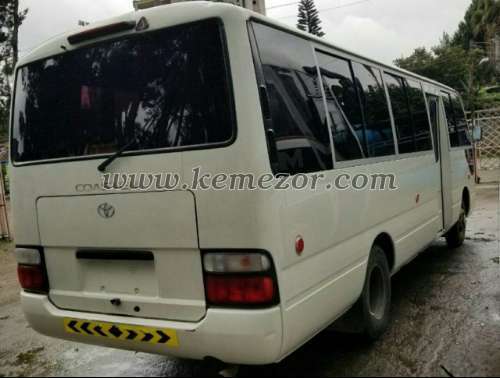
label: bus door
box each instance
[431,93,453,230]
[427,93,449,231]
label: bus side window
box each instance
[351,62,395,158]
[442,93,457,147]
[426,94,440,162]
[252,22,333,175]
[450,94,472,147]
[406,79,433,152]
[315,52,366,162]
[384,73,416,154]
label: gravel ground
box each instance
[0,185,499,377]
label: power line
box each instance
[318,0,371,13]
[267,0,301,10]
[271,0,371,19]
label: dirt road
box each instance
[0,185,499,377]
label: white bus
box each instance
[10,2,475,366]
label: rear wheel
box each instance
[359,245,392,340]
[446,204,466,248]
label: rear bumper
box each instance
[21,292,283,365]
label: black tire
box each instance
[359,245,392,340]
[446,204,466,248]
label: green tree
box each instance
[297,0,325,37]
[452,0,500,49]
[396,44,493,111]
[396,1,500,111]
[394,47,438,79]
[0,0,28,134]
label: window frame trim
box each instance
[380,69,400,156]
[440,91,473,151]
[451,92,473,150]
[423,92,440,163]
[384,72,435,155]
[351,60,397,158]
[384,72,415,153]
[407,78,435,154]
[314,48,367,164]
[314,48,400,164]
[311,46,337,168]
[10,17,238,167]
[249,20,335,176]
[247,20,279,173]
[249,17,457,174]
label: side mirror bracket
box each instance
[472,125,482,142]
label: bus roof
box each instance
[18,1,456,94]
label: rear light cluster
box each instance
[16,248,48,294]
[203,252,278,307]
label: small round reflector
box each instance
[295,236,304,255]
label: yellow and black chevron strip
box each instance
[63,318,179,347]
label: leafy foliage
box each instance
[452,0,500,50]
[0,0,28,133]
[395,1,499,111]
[297,0,325,37]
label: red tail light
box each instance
[17,265,47,293]
[16,247,48,294]
[203,251,279,307]
[205,275,275,305]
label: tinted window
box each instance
[443,92,471,147]
[316,52,365,162]
[443,93,454,135]
[384,74,415,153]
[443,93,458,147]
[406,80,432,152]
[253,23,332,174]
[352,62,395,157]
[427,94,440,161]
[12,19,234,163]
[451,94,471,147]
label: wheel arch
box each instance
[462,186,471,216]
[373,233,395,274]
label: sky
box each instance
[19,0,472,65]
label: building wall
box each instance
[133,0,173,10]
[133,0,266,15]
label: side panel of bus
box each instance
[249,20,448,358]
[438,94,456,230]
[441,91,475,228]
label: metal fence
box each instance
[472,108,500,183]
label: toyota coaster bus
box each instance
[10,1,475,365]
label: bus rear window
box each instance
[11,19,234,163]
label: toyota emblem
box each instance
[97,203,115,219]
